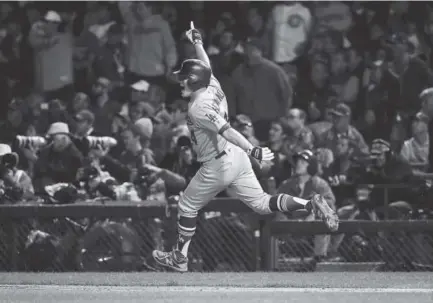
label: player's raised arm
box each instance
[186,21,211,68]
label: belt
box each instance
[215,150,227,160]
[199,150,227,166]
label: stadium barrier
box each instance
[0,188,432,272]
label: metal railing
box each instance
[0,194,432,272]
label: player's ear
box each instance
[189,74,199,83]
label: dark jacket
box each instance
[34,143,84,193]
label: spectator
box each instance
[400,112,430,173]
[313,2,353,33]
[317,103,369,157]
[385,32,433,119]
[232,114,260,146]
[134,117,153,150]
[0,143,34,202]
[118,1,177,105]
[277,149,336,262]
[93,23,126,90]
[160,135,200,196]
[232,37,292,141]
[246,6,271,58]
[209,28,243,116]
[70,92,90,117]
[71,109,104,156]
[28,10,74,101]
[269,2,312,73]
[420,88,433,171]
[281,108,314,158]
[358,59,397,142]
[34,122,84,192]
[262,119,291,187]
[329,49,360,108]
[295,53,333,120]
[89,77,121,136]
[349,139,417,209]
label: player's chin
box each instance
[181,89,191,98]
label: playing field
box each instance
[0,272,432,303]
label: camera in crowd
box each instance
[85,136,117,150]
[15,135,47,149]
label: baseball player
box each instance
[152,22,339,272]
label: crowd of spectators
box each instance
[0,1,433,267]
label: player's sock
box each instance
[176,216,197,258]
[269,194,310,212]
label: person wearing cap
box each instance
[33,122,84,192]
[0,143,34,202]
[117,1,177,101]
[400,112,430,172]
[277,149,336,262]
[317,102,369,157]
[29,10,74,100]
[231,36,292,142]
[281,108,314,158]
[233,114,260,147]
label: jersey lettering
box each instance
[215,88,225,103]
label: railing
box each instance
[0,195,432,272]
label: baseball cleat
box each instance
[310,194,339,232]
[152,249,188,272]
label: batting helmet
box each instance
[173,59,211,91]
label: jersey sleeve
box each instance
[192,103,230,134]
[209,74,221,90]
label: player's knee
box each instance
[248,194,272,215]
[178,195,199,218]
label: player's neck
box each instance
[190,87,207,101]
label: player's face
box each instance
[180,80,193,98]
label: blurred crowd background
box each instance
[1,1,433,271]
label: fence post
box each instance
[259,216,274,271]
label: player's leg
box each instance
[152,164,226,272]
[227,151,338,231]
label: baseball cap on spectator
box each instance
[131,80,150,92]
[75,109,95,125]
[293,149,314,164]
[329,103,351,117]
[0,143,18,167]
[235,114,253,127]
[370,138,391,156]
[46,122,70,137]
[134,117,153,140]
[44,11,62,23]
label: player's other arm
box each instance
[194,105,274,162]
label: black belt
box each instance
[215,150,227,160]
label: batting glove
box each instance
[186,21,203,45]
[248,147,275,162]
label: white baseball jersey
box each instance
[186,75,232,162]
[179,72,272,219]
